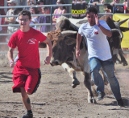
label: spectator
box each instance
[29,6,40,29]
[52,0,66,23]
[103,4,113,18]
[27,0,35,5]
[5,0,18,34]
[29,6,48,32]
[0,9,5,33]
[44,0,57,14]
[123,0,128,6]
[36,0,45,14]
[0,9,8,42]
[26,0,35,10]
[39,7,51,32]
[89,0,104,12]
[14,8,23,15]
[110,0,124,13]
[123,0,129,13]
[44,0,56,5]
[36,0,44,5]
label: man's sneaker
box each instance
[97,92,105,101]
[117,98,124,107]
[22,113,33,118]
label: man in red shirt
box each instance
[7,10,52,118]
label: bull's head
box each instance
[50,30,77,66]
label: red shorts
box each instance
[12,66,41,94]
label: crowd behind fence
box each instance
[0,3,127,38]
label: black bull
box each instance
[39,16,129,103]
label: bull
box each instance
[39,16,129,103]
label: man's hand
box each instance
[76,49,80,58]
[10,61,15,68]
[94,14,99,25]
[44,56,51,65]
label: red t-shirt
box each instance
[8,28,46,69]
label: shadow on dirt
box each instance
[0,101,46,106]
[101,97,129,108]
[0,72,12,83]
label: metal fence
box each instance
[0,3,125,42]
[0,3,127,66]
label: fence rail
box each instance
[0,3,126,40]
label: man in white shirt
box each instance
[76,7,124,107]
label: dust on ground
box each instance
[0,54,129,118]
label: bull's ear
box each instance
[120,27,129,32]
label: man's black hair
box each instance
[36,0,44,5]
[86,7,98,15]
[43,7,49,11]
[18,10,31,19]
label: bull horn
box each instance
[111,29,123,39]
[61,30,77,35]
[119,18,129,26]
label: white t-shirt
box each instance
[78,20,112,61]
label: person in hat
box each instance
[5,0,18,34]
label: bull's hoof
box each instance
[88,98,96,104]
[72,79,80,88]
[123,62,128,66]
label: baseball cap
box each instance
[7,0,18,5]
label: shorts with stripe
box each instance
[12,67,41,94]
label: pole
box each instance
[128,0,129,7]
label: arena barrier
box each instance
[113,14,129,49]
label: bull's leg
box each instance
[84,72,96,104]
[61,63,80,88]
[118,49,128,66]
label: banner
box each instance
[113,14,129,48]
[71,0,87,19]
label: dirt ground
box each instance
[0,54,129,118]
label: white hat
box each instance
[7,0,18,5]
